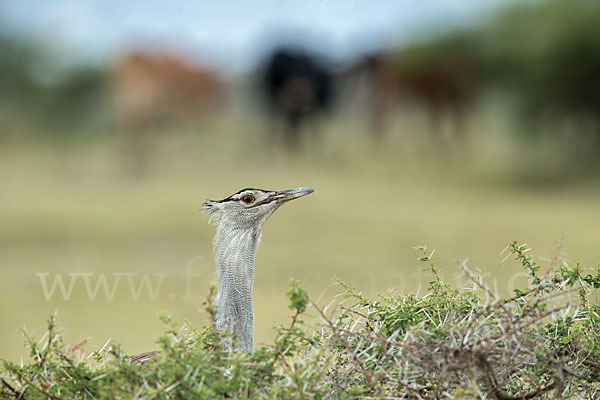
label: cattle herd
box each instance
[111,45,483,154]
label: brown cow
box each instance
[359,50,481,140]
[111,51,223,173]
[112,51,222,135]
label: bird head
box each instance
[203,187,314,229]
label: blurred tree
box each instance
[0,32,108,136]
[39,66,108,132]
[486,0,600,143]
[0,34,42,103]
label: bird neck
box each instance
[212,221,262,352]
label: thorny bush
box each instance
[1,241,599,399]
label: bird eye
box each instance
[242,194,255,204]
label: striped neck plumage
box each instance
[212,220,262,352]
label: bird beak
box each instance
[273,187,314,204]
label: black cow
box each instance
[262,47,333,147]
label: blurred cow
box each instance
[261,47,333,148]
[112,51,222,173]
[358,50,481,140]
[112,51,222,135]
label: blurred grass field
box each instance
[1,112,600,362]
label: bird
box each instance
[203,187,314,352]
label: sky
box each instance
[0,0,512,74]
